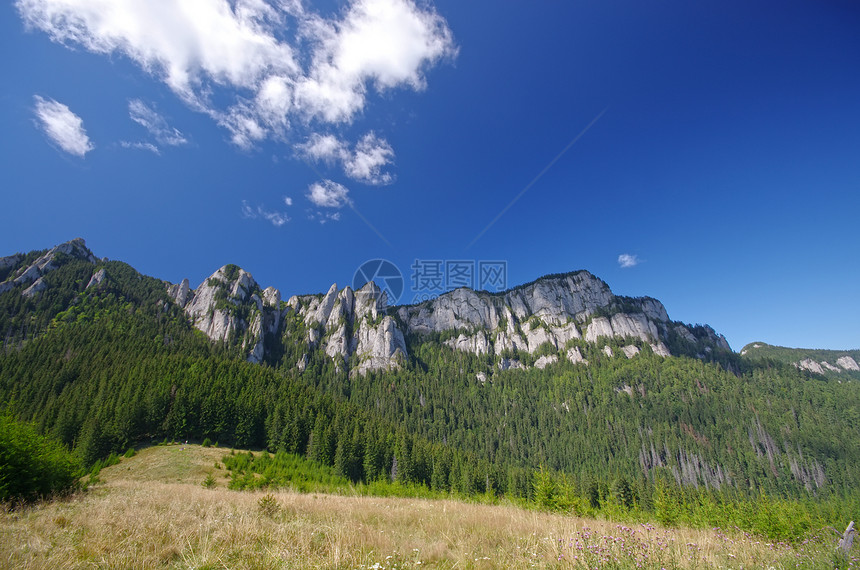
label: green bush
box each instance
[0,413,79,502]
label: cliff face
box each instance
[396,270,729,367]
[286,281,407,376]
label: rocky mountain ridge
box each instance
[2,239,733,375]
[161,256,732,376]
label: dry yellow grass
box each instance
[0,445,837,569]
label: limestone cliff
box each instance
[165,267,733,373]
[397,270,729,366]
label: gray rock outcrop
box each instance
[534,354,558,369]
[0,238,97,296]
[567,346,588,365]
[837,356,860,371]
[793,355,860,375]
[86,268,106,289]
[169,265,280,364]
[797,358,825,375]
[282,281,407,376]
[167,278,191,307]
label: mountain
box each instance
[156,254,732,377]
[741,342,860,379]
[2,238,859,509]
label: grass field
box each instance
[1,444,854,569]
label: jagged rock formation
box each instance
[167,265,281,365]
[86,268,106,289]
[162,267,733,373]
[287,281,407,376]
[0,238,97,296]
[166,269,407,374]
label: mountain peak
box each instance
[0,237,97,296]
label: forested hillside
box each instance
[1,240,859,536]
[741,342,860,380]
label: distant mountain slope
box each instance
[741,342,860,379]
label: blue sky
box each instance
[2,0,858,351]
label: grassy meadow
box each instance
[1,444,855,569]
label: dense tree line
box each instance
[333,338,860,500]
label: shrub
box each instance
[0,413,79,502]
[202,474,216,489]
[202,438,212,448]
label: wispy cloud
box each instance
[120,140,160,155]
[241,200,290,227]
[307,180,351,209]
[128,99,187,148]
[32,95,94,157]
[308,211,342,225]
[618,254,640,268]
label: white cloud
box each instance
[344,132,394,185]
[241,200,290,227]
[128,99,187,147]
[18,0,299,104]
[294,0,457,123]
[17,0,456,151]
[297,133,348,163]
[298,131,394,185]
[32,95,94,157]
[307,180,350,208]
[283,196,293,206]
[618,254,640,268]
